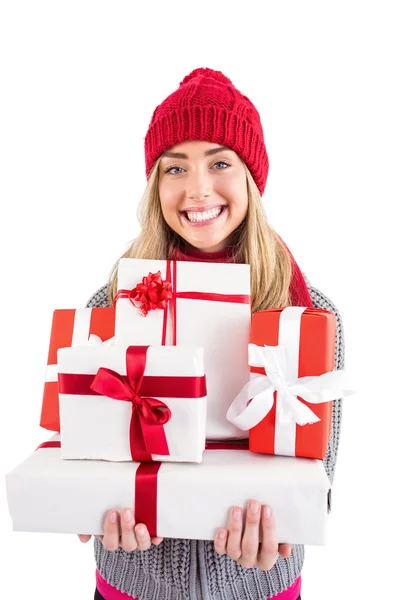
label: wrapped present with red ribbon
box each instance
[57,344,207,463]
[6,434,331,545]
[227,307,354,460]
[40,308,116,432]
[114,258,251,440]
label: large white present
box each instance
[6,435,331,545]
[58,344,207,463]
[114,258,251,440]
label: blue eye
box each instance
[164,166,184,175]
[214,161,230,169]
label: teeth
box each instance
[186,207,222,222]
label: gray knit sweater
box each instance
[86,277,345,600]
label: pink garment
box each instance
[96,569,301,600]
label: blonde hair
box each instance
[108,158,293,312]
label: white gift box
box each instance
[6,435,331,545]
[57,344,207,463]
[115,258,251,440]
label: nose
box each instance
[186,169,212,202]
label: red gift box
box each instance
[227,306,353,460]
[40,307,115,431]
[249,307,335,459]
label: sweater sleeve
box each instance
[303,276,345,485]
[85,284,110,309]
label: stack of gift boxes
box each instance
[6,258,352,545]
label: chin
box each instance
[188,239,224,251]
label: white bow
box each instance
[87,334,115,346]
[227,343,354,430]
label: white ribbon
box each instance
[45,364,59,383]
[226,306,354,456]
[87,334,115,346]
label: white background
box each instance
[0,1,398,598]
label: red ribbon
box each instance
[135,462,161,537]
[114,260,251,346]
[88,346,172,461]
[58,373,206,398]
[35,439,246,452]
[36,440,61,450]
[115,271,173,317]
[205,441,249,450]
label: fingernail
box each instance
[218,530,226,539]
[124,509,133,522]
[109,511,117,524]
[233,509,241,521]
[136,525,145,536]
[250,501,260,514]
[263,506,271,519]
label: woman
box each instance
[80,67,344,600]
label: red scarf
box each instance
[173,245,313,308]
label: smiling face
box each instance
[158,140,248,252]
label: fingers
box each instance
[151,536,164,546]
[134,523,152,550]
[278,543,293,559]
[120,509,138,552]
[240,500,261,568]
[226,507,244,562]
[258,505,279,571]
[214,528,228,555]
[121,509,159,551]
[102,511,120,551]
[101,509,155,553]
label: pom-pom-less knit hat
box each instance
[144,67,269,195]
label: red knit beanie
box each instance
[144,67,269,195]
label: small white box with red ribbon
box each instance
[58,344,207,463]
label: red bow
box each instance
[90,346,171,461]
[127,271,173,316]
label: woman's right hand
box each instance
[78,509,164,552]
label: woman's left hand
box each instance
[214,500,292,570]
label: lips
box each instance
[181,203,226,213]
[180,205,227,225]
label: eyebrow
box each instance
[161,146,232,159]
